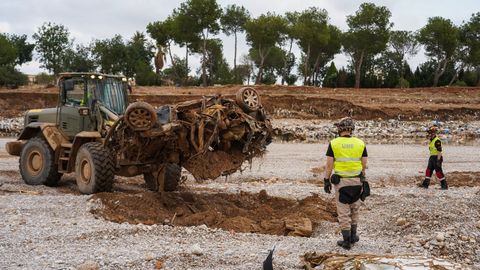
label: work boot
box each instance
[440,180,448,190]
[421,178,430,188]
[350,224,359,244]
[337,230,351,250]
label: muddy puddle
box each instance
[90,190,336,236]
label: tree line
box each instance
[0,1,479,88]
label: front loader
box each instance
[6,72,272,194]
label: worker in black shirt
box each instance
[323,117,368,249]
[421,125,448,190]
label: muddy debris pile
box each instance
[303,252,467,270]
[90,190,336,236]
[272,119,480,143]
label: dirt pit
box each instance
[90,190,336,236]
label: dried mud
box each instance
[2,86,480,121]
[90,190,336,236]
[182,149,248,180]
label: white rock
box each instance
[190,244,203,256]
[435,232,445,242]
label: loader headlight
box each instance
[78,107,90,116]
[90,75,95,79]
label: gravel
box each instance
[0,140,479,269]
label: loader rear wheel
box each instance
[19,137,62,186]
[124,101,158,131]
[144,163,181,192]
[236,87,260,113]
[75,142,114,194]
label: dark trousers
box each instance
[425,155,445,180]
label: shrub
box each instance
[0,67,28,88]
[396,78,410,88]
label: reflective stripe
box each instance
[439,177,445,181]
[334,170,362,175]
[335,158,361,162]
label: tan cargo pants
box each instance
[334,177,362,230]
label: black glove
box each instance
[323,178,331,194]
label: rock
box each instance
[461,235,469,241]
[154,260,163,269]
[284,217,313,237]
[191,244,203,256]
[396,217,407,226]
[77,261,100,270]
[435,232,445,242]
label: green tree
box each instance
[460,12,480,85]
[292,7,329,85]
[63,44,97,72]
[7,34,35,66]
[125,31,155,78]
[417,17,459,86]
[237,54,254,84]
[92,35,127,75]
[323,62,338,88]
[0,34,31,88]
[147,17,182,81]
[220,4,250,82]
[309,25,342,86]
[389,31,419,81]
[281,11,299,85]
[178,0,222,87]
[245,13,287,84]
[33,22,72,75]
[343,3,392,88]
[193,38,232,85]
[163,55,190,85]
[0,34,17,67]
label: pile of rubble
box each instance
[0,117,23,137]
[303,252,467,270]
[272,119,480,143]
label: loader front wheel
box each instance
[19,137,62,186]
[75,142,114,194]
[144,163,181,192]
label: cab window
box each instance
[64,80,86,107]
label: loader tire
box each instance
[236,87,261,113]
[75,142,114,194]
[124,101,158,131]
[144,163,181,192]
[19,137,62,186]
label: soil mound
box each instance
[90,190,336,236]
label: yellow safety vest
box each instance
[429,136,441,156]
[331,136,365,177]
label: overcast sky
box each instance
[1,0,479,75]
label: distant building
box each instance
[26,74,37,85]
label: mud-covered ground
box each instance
[0,138,479,269]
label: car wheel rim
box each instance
[243,89,259,108]
[129,108,152,129]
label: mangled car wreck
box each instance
[6,73,272,194]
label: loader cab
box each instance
[58,73,129,138]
